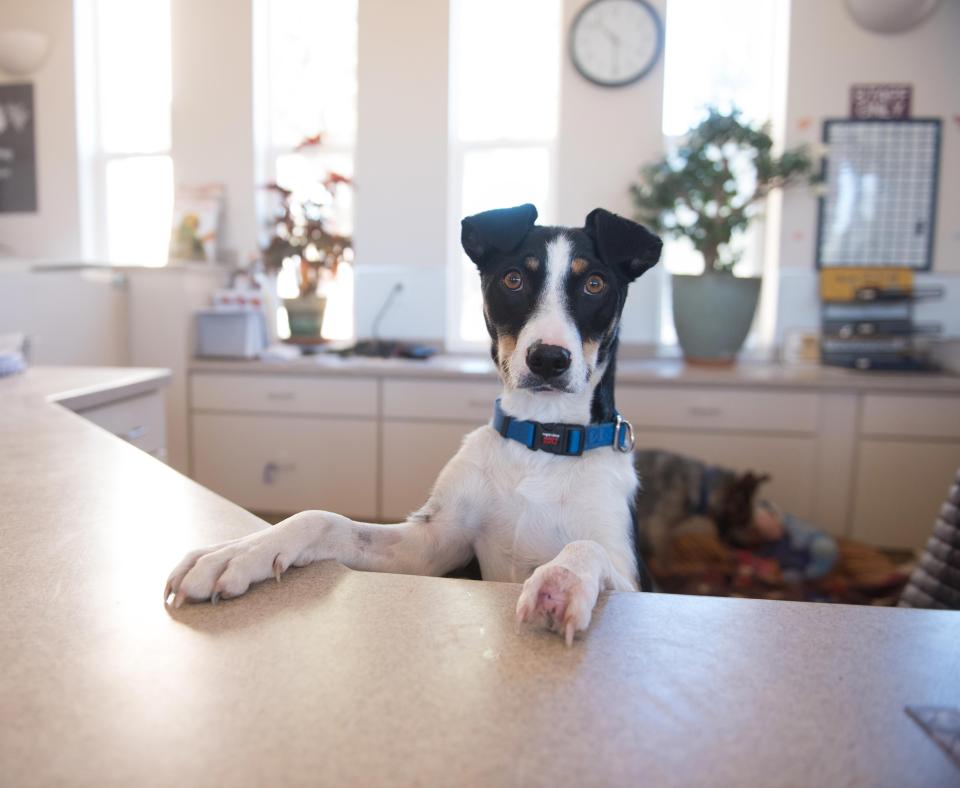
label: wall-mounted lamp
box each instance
[0,30,52,77]
[845,0,941,34]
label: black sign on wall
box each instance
[0,83,38,213]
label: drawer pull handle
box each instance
[263,461,296,484]
[688,406,722,417]
[266,391,295,401]
[119,425,147,441]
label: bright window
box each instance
[258,0,358,340]
[77,0,173,265]
[658,0,789,348]
[447,0,562,348]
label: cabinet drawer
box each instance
[381,421,477,519]
[860,394,960,439]
[191,372,377,417]
[191,413,377,519]
[618,386,819,434]
[76,390,166,456]
[383,379,502,422]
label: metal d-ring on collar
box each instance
[614,413,636,452]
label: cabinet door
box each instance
[851,440,960,549]
[381,421,478,520]
[192,413,377,519]
[634,429,819,521]
[76,390,167,457]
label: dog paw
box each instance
[515,562,601,646]
[164,530,302,607]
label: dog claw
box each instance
[173,589,187,609]
[564,620,575,647]
[273,554,283,583]
[163,580,173,602]
[210,591,220,606]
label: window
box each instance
[447,0,562,348]
[76,0,173,265]
[257,0,358,340]
[658,0,789,348]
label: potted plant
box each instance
[631,108,814,364]
[261,140,353,342]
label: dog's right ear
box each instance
[461,203,538,269]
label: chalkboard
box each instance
[0,83,37,213]
[816,119,940,270]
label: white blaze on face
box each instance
[507,234,588,392]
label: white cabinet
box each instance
[192,412,377,519]
[379,379,497,520]
[190,372,378,519]
[76,390,167,459]
[381,421,477,520]
[188,365,960,548]
[849,393,960,549]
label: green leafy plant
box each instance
[631,107,815,274]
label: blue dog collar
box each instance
[492,399,635,456]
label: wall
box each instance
[352,0,451,340]
[170,0,257,265]
[0,263,128,365]
[0,0,82,260]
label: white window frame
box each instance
[657,0,790,356]
[75,0,173,265]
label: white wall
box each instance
[779,0,960,273]
[352,0,450,340]
[0,263,128,365]
[170,0,257,264]
[0,0,82,260]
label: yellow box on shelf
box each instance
[819,267,913,303]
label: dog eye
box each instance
[584,274,605,295]
[502,270,524,291]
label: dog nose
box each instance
[526,343,571,379]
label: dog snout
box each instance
[526,343,572,379]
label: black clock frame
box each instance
[569,0,664,88]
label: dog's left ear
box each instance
[461,203,538,269]
[584,208,662,282]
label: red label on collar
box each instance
[541,432,560,446]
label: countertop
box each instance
[2,366,959,787]
[192,353,960,394]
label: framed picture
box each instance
[0,83,38,213]
[850,84,912,119]
[169,184,223,262]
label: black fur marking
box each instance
[410,509,434,525]
[356,530,374,548]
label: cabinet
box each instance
[192,413,378,519]
[75,390,167,459]
[190,372,379,519]
[189,364,960,549]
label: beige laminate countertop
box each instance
[192,353,960,394]
[2,366,959,787]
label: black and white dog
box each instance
[166,204,661,644]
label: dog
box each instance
[165,204,662,644]
[634,449,771,561]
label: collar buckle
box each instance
[613,414,636,452]
[531,422,585,456]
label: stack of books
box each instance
[820,268,943,371]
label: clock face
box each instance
[570,0,664,87]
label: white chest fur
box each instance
[450,426,640,586]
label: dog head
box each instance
[461,204,661,397]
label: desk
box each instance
[1,367,958,786]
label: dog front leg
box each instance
[515,540,636,646]
[165,506,474,607]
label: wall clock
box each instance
[570,0,664,87]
